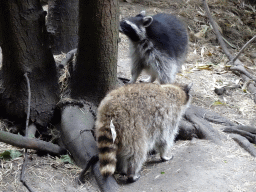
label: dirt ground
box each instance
[1,0,256,191]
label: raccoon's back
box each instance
[146,13,188,57]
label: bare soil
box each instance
[1,0,256,191]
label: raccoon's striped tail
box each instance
[96,120,117,177]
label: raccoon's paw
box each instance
[161,155,173,162]
[139,77,149,83]
[127,175,140,183]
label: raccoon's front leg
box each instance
[129,64,143,84]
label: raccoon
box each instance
[119,11,188,84]
[95,83,192,182]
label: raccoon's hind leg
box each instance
[157,141,173,162]
[139,74,157,83]
[126,151,147,183]
[141,67,157,83]
[116,155,129,175]
[129,63,143,83]
[158,60,178,84]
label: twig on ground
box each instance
[0,130,65,154]
[232,35,256,64]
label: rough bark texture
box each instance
[0,0,59,128]
[59,0,120,190]
[46,0,78,54]
[71,0,119,104]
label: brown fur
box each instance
[95,83,191,182]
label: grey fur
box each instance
[95,83,192,182]
[119,11,188,84]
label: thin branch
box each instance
[20,72,34,192]
[232,35,256,63]
[0,130,66,155]
[203,0,233,60]
[24,72,31,137]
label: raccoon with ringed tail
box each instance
[119,11,188,84]
[95,83,192,182]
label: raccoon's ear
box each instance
[140,10,146,16]
[184,83,193,95]
[136,10,146,17]
[143,16,153,27]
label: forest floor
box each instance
[1,0,256,191]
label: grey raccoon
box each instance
[95,83,192,182]
[119,11,188,84]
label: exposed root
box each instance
[229,134,256,157]
[20,73,34,192]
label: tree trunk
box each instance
[0,0,59,128]
[71,0,119,104]
[58,0,120,191]
[46,0,78,54]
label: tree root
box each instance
[221,125,256,156]
[177,105,256,157]
[229,125,256,134]
[177,105,223,144]
[229,134,256,157]
[223,126,256,144]
[60,101,118,192]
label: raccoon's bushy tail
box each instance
[96,120,117,177]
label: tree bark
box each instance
[71,0,119,104]
[0,0,59,128]
[46,0,78,54]
[59,0,120,191]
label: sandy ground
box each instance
[1,0,256,191]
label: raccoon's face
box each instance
[119,11,153,42]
